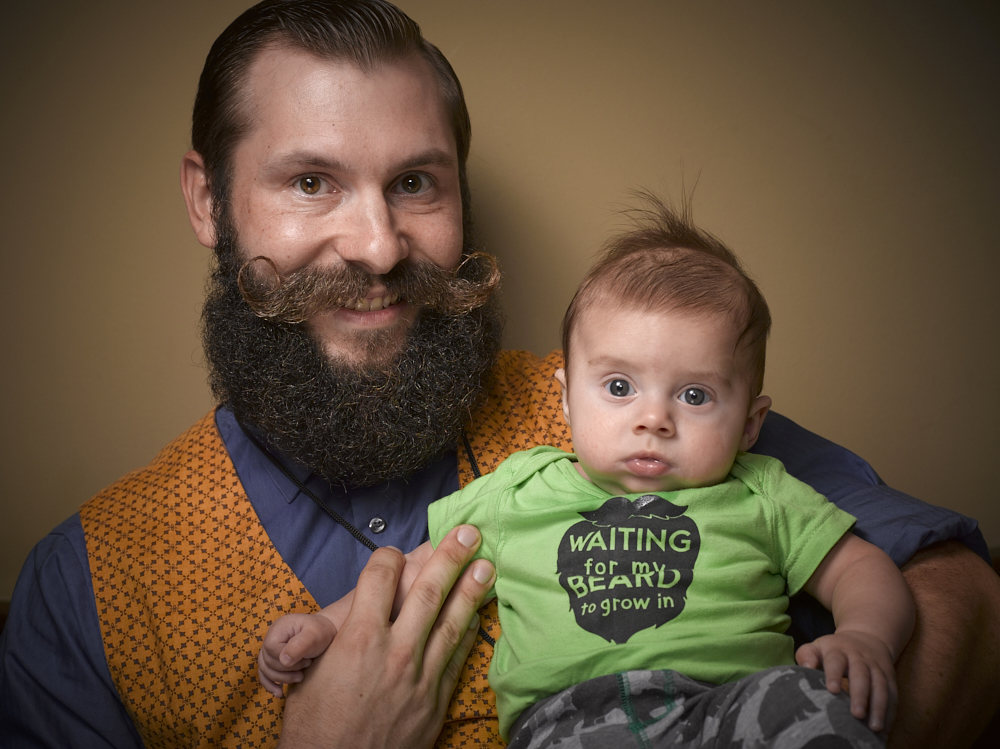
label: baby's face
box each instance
[556,304,770,496]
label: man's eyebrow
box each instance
[259,151,348,176]
[261,148,457,175]
[394,148,458,171]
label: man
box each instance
[1,1,997,747]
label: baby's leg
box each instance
[695,665,885,747]
[507,666,883,748]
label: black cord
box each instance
[461,432,482,479]
[238,421,378,552]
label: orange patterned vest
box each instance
[79,350,572,748]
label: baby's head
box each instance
[556,197,773,495]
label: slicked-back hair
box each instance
[191,0,473,256]
[561,195,772,398]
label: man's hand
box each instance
[393,541,434,619]
[277,525,495,749]
[796,629,898,733]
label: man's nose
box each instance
[634,398,675,436]
[334,192,408,276]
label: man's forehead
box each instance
[235,45,454,154]
[243,45,437,112]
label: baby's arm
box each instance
[798,532,916,733]
[257,542,435,697]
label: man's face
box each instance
[556,304,768,495]
[195,46,503,487]
[226,46,465,364]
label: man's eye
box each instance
[605,379,634,397]
[297,176,321,194]
[399,174,425,194]
[680,388,709,406]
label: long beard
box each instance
[201,236,504,489]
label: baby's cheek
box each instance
[680,443,731,487]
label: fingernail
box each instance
[472,560,494,584]
[457,526,479,548]
[468,614,480,630]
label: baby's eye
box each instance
[605,379,634,397]
[680,388,710,406]
[297,176,322,194]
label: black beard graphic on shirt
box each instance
[557,495,701,644]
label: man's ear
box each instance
[180,150,217,249]
[739,394,772,451]
[554,368,571,427]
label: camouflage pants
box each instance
[507,665,884,749]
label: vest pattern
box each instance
[80,350,572,747]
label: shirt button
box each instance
[369,516,387,534]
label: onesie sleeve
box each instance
[736,454,857,597]
[428,462,509,578]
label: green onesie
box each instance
[428,447,855,739]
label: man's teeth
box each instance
[342,293,400,312]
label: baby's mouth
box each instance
[625,456,672,477]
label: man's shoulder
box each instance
[462,351,570,480]
[488,349,565,413]
[494,348,564,380]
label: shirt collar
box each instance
[215,406,314,505]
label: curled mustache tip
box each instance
[236,256,301,321]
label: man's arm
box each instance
[752,412,997,746]
[0,517,144,748]
[277,525,495,749]
[889,541,1000,749]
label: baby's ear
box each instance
[554,368,571,426]
[740,395,772,451]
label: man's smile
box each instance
[339,291,401,312]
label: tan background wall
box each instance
[1,0,998,600]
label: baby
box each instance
[258,200,914,747]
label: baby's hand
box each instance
[257,613,337,698]
[795,629,898,733]
[256,543,434,697]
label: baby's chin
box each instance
[582,462,730,496]
[588,471,690,496]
